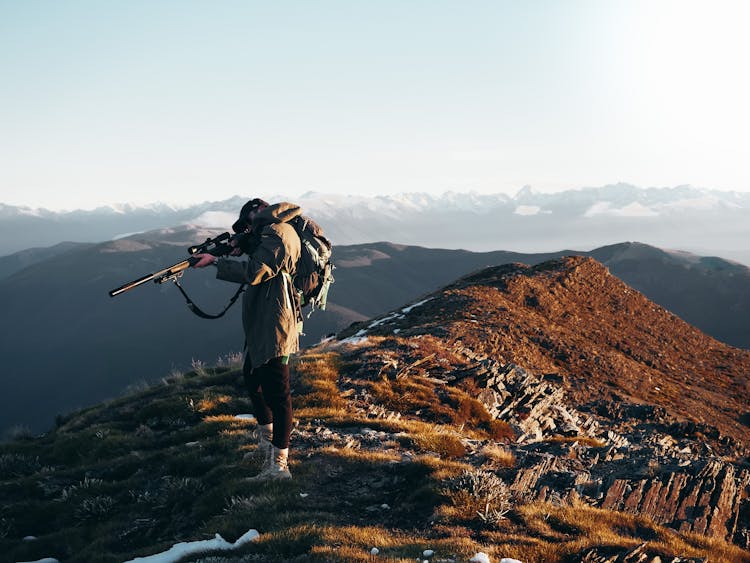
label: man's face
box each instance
[233,202,268,233]
[244,204,267,230]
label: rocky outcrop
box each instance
[449,351,750,546]
[601,460,750,545]
[580,542,705,562]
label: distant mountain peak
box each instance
[514,184,535,199]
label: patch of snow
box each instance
[513,205,542,216]
[234,414,256,421]
[423,549,435,557]
[17,559,59,563]
[124,529,259,563]
[657,195,740,211]
[15,207,47,217]
[401,297,433,314]
[470,554,491,563]
[336,335,370,346]
[618,202,659,217]
[371,547,380,555]
[584,201,658,218]
[299,493,309,498]
[500,559,524,563]
[369,313,402,328]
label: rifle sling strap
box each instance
[173,279,245,320]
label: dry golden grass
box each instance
[201,414,255,427]
[408,427,467,458]
[294,406,350,420]
[412,454,475,480]
[369,377,437,414]
[310,525,490,562]
[492,501,750,563]
[318,445,402,464]
[196,393,233,413]
[366,371,516,443]
[481,444,516,468]
[293,353,346,410]
[438,490,486,523]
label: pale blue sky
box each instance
[1,0,748,210]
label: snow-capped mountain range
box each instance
[2,184,749,263]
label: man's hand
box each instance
[229,238,243,256]
[191,253,218,268]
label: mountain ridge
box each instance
[2,184,749,264]
[340,256,750,449]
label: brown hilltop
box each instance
[332,254,750,551]
[348,255,750,449]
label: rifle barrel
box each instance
[108,273,158,297]
[108,259,193,297]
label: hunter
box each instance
[192,198,302,480]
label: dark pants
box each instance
[243,356,292,449]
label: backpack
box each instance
[290,215,334,314]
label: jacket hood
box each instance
[252,202,302,227]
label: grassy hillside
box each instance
[2,349,748,563]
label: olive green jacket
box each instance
[216,202,302,369]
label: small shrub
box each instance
[444,469,513,524]
[162,369,186,385]
[60,476,105,501]
[191,358,209,377]
[0,453,43,478]
[217,352,244,368]
[74,495,115,521]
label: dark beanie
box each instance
[232,198,269,233]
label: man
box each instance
[192,198,302,480]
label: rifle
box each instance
[108,232,236,297]
[108,232,248,319]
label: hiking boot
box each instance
[246,447,292,482]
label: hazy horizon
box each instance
[2,182,748,214]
